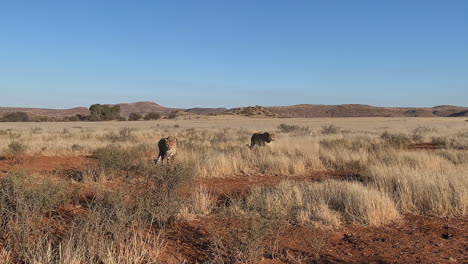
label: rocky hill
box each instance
[224,106,280,117]
[115,101,179,117]
[267,104,468,118]
[0,106,89,118]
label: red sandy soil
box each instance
[161,215,467,264]
[0,155,93,176]
[1,155,466,264]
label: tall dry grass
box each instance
[0,117,467,262]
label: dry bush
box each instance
[380,131,411,147]
[278,123,310,135]
[30,127,43,134]
[180,186,217,219]
[0,170,175,263]
[208,214,281,264]
[411,126,437,142]
[92,143,154,177]
[70,144,85,152]
[134,163,195,228]
[5,141,28,155]
[101,127,136,142]
[0,172,78,263]
[320,124,340,134]
[245,180,399,227]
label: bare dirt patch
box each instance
[0,155,94,176]
[161,215,467,264]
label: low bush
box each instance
[380,131,410,147]
[0,172,167,263]
[168,112,177,119]
[209,214,281,264]
[93,144,149,174]
[278,123,310,134]
[102,127,136,142]
[411,126,437,142]
[431,136,448,148]
[128,112,142,121]
[320,124,340,134]
[6,141,28,155]
[144,112,161,120]
[71,144,85,152]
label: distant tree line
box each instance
[0,106,174,122]
[1,112,30,122]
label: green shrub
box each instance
[89,104,121,121]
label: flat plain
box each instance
[0,117,467,263]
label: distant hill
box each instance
[448,110,468,117]
[0,106,89,118]
[1,101,467,120]
[224,106,281,118]
[267,104,468,118]
[115,101,179,117]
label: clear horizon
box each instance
[1,1,467,109]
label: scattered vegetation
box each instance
[278,123,310,134]
[101,127,136,142]
[380,131,411,147]
[144,112,161,120]
[167,112,177,119]
[1,112,30,122]
[128,112,142,121]
[320,124,340,134]
[6,141,28,155]
[0,118,466,263]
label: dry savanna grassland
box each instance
[0,117,467,264]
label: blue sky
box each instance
[1,0,467,108]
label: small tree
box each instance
[89,104,121,121]
[128,112,142,121]
[144,112,161,120]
